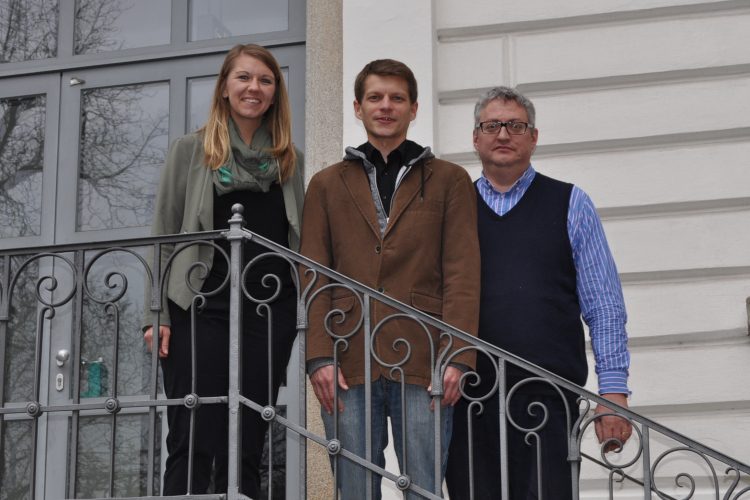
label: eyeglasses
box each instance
[477,121,533,135]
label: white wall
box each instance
[342,0,436,151]
[438,0,750,496]
[342,0,750,497]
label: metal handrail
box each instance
[1,206,748,500]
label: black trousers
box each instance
[160,287,297,498]
[445,378,580,500]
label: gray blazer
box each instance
[141,132,305,330]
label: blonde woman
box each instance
[143,44,303,496]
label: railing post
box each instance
[569,396,582,500]
[227,204,246,500]
[432,357,443,496]
[364,295,373,500]
[67,249,86,499]
[642,425,652,499]
[147,242,161,497]
[570,444,580,499]
[498,359,509,500]
[297,279,308,499]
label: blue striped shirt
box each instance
[477,166,630,395]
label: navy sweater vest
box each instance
[475,173,588,387]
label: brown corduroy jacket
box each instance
[300,150,480,388]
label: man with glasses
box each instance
[445,87,632,499]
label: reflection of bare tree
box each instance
[81,249,156,397]
[2,257,39,403]
[75,0,132,54]
[1,0,137,61]
[0,420,33,500]
[0,257,38,500]
[0,98,45,238]
[76,414,161,498]
[1,0,168,236]
[78,85,169,231]
[0,0,58,63]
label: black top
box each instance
[358,140,424,216]
[475,173,588,387]
[206,183,294,299]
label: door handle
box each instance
[56,349,70,367]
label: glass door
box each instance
[43,46,302,498]
[0,74,60,249]
[45,54,223,499]
[2,34,305,497]
[0,73,60,500]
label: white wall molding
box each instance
[630,399,750,417]
[598,198,750,221]
[436,0,750,41]
[441,129,750,165]
[620,266,750,285]
[597,327,750,351]
[439,63,750,104]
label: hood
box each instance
[343,145,435,168]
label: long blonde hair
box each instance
[198,44,296,182]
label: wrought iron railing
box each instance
[1,204,749,499]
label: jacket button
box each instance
[375,245,381,253]
[377,287,384,293]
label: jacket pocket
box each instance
[331,291,356,313]
[411,291,443,317]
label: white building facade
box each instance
[305,0,750,497]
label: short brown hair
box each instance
[354,59,418,104]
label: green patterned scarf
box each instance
[213,117,279,195]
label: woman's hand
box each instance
[144,326,171,357]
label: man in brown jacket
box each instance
[300,59,480,499]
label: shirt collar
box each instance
[359,140,411,165]
[480,165,536,195]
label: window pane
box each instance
[3,257,39,404]
[189,0,288,41]
[0,0,58,63]
[80,247,161,397]
[187,76,215,133]
[77,82,169,232]
[75,0,171,54]
[0,419,33,500]
[74,413,161,498]
[0,96,46,239]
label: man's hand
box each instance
[310,365,349,415]
[144,326,171,358]
[428,366,465,410]
[594,393,632,453]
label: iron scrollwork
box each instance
[1,206,750,500]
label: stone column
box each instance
[305,1,343,498]
[305,0,344,182]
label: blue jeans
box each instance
[321,377,453,499]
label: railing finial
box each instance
[231,203,244,218]
[227,203,246,236]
